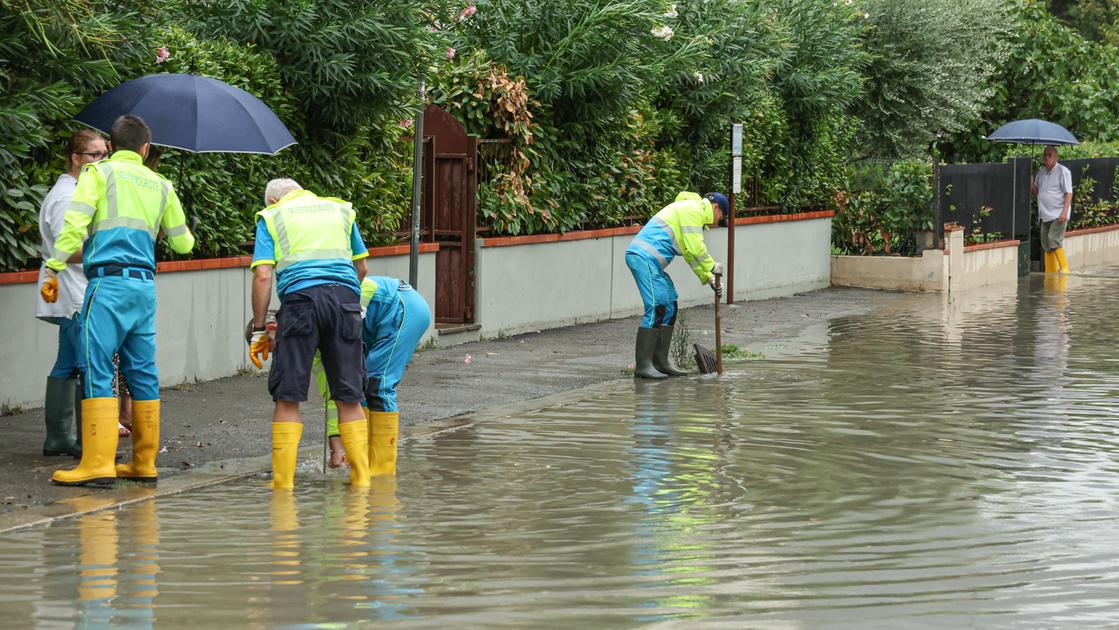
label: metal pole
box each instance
[408,78,426,288]
[725,132,734,302]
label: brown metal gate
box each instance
[420,104,477,326]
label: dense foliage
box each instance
[7,0,1119,271]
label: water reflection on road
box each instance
[1,274,1119,627]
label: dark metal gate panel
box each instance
[420,105,477,325]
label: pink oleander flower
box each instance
[400,118,413,129]
[446,47,456,60]
[464,354,473,365]
[155,46,170,64]
[459,4,477,20]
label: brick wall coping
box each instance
[480,210,834,249]
[1066,223,1119,237]
[963,239,1020,253]
[0,243,440,285]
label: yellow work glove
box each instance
[248,327,271,369]
[41,268,59,303]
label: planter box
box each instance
[831,231,1018,292]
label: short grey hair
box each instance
[1043,145,1058,155]
[264,178,302,205]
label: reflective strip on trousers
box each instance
[648,216,682,255]
[275,249,353,271]
[631,239,669,269]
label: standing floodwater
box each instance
[1,274,1119,627]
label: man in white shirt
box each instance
[1031,145,1073,273]
[36,130,107,457]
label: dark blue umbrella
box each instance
[74,73,296,155]
[985,118,1079,146]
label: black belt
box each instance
[88,265,154,281]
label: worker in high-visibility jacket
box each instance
[248,178,370,490]
[314,276,431,474]
[41,115,195,487]
[625,191,727,379]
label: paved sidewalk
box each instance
[0,287,898,514]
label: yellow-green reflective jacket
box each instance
[47,150,194,272]
[626,191,717,283]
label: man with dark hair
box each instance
[624,191,726,379]
[41,114,195,487]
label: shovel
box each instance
[693,272,724,375]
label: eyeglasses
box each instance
[75,151,108,159]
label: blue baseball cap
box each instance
[705,192,729,214]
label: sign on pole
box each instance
[732,156,742,194]
[731,123,743,156]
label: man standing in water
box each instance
[248,178,371,489]
[625,191,726,379]
[1031,145,1073,273]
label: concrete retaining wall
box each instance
[1065,225,1119,269]
[0,249,437,413]
[831,229,1018,292]
[475,212,833,337]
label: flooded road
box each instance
[2,273,1119,627]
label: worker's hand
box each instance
[41,268,59,303]
[708,276,723,298]
[712,262,724,276]
[248,327,270,369]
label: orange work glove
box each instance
[248,327,271,369]
[41,269,59,303]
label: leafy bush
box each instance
[857,0,1011,158]
[832,159,934,255]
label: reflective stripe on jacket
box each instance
[47,150,194,271]
[627,191,717,283]
[256,190,355,273]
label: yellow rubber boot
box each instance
[271,422,303,490]
[116,399,160,483]
[1054,247,1070,273]
[1043,250,1055,273]
[369,411,399,477]
[339,419,371,487]
[52,398,119,487]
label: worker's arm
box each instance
[251,265,273,328]
[350,223,368,282]
[679,205,717,284]
[158,182,195,254]
[46,165,100,271]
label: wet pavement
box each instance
[0,285,886,515]
[1,272,1119,626]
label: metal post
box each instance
[408,78,426,288]
[932,159,941,250]
[728,122,743,305]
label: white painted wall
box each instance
[476,216,833,337]
[1065,226,1119,269]
[0,252,437,412]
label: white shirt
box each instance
[1035,163,1073,223]
[36,174,88,319]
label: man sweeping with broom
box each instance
[625,191,727,379]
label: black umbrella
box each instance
[74,73,296,154]
[985,118,1079,146]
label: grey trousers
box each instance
[1041,219,1067,252]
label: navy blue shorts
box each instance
[268,284,366,403]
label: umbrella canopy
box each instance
[985,118,1079,146]
[74,73,296,155]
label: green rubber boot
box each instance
[43,377,81,458]
[652,325,688,376]
[635,327,667,380]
